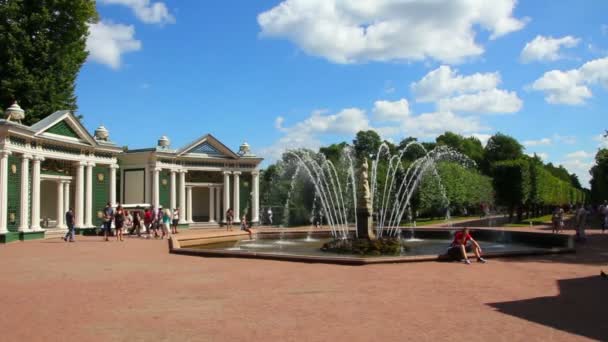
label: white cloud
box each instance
[411,66,522,114]
[257,0,525,64]
[520,35,580,63]
[531,57,608,105]
[565,150,593,159]
[438,88,522,114]
[595,134,608,148]
[400,111,487,138]
[553,134,577,145]
[523,138,552,147]
[411,66,500,102]
[373,99,410,122]
[86,22,142,69]
[100,0,175,24]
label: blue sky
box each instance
[76,0,608,187]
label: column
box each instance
[252,171,260,224]
[75,161,85,227]
[208,186,215,223]
[63,182,70,215]
[178,170,187,224]
[109,164,118,206]
[18,154,31,232]
[0,151,12,234]
[30,155,44,231]
[170,170,177,210]
[186,186,193,223]
[223,171,231,223]
[215,187,221,223]
[84,162,95,227]
[153,167,160,209]
[233,171,241,223]
[56,181,65,229]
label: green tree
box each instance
[590,149,608,203]
[398,137,426,161]
[436,132,484,166]
[353,130,382,160]
[483,133,523,174]
[0,0,98,124]
[319,142,348,164]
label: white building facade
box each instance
[0,104,262,243]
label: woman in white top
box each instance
[171,208,180,234]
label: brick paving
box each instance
[1,226,607,342]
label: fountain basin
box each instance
[169,228,574,265]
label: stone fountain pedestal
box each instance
[357,158,376,240]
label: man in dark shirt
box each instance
[63,208,75,242]
[103,202,114,242]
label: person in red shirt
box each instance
[446,227,486,265]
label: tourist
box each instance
[551,206,564,234]
[63,207,75,242]
[241,214,253,239]
[143,208,154,238]
[575,204,589,242]
[161,208,171,239]
[156,207,164,238]
[132,210,142,237]
[124,210,133,235]
[103,202,114,242]
[226,208,234,231]
[171,208,180,234]
[114,205,125,241]
[443,227,486,265]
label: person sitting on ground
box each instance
[240,215,253,239]
[444,227,486,265]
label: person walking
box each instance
[552,206,564,234]
[103,202,114,242]
[143,208,153,238]
[63,208,75,242]
[114,205,125,242]
[575,204,588,242]
[132,210,142,237]
[226,208,234,231]
[161,208,171,239]
[171,208,180,234]
[601,200,608,234]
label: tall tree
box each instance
[483,133,523,174]
[590,149,608,203]
[353,130,382,160]
[436,132,484,166]
[0,0,98,124]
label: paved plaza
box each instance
[1,227,607,342]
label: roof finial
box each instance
[5,101,25,124]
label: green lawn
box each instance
[400,216,474,227]
[503,214,569,227]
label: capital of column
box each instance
[154,167,162,172]
[87,162,96,167]
[170,169,177,174]
[223,171,232,175]
[77,161,87,167]
[32,155,44,162]
[0,151,12,158]
[21,153,33,160]
[251,170,260,176]
[109,164,120,170]
[233,171,242,176]
[179,169,188,174]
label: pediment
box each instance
[177,134,238,159]
[31,111,96,146]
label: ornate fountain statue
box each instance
[356,158,376,240]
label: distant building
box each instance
[0,103,262,243]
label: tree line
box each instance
[260,130,585,226]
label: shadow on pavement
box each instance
[488,275,608,341]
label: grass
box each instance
[503,214,573,227]
[400,216,474,227]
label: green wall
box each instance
[93,166,109,227]
[7,155,21,231]
[159,170,170,209]
[46,120,80,138]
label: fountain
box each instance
[173,144,575,264]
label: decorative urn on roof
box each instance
[4,101,25,124]
[238,141,255,157]
[158,135,171,149]
[94,125,110,141]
